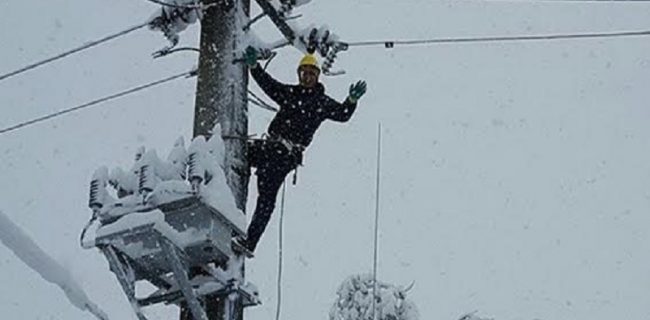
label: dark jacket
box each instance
[250,64,357,148]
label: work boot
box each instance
[232,236,254,258]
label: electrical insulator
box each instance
[138,151,158,195]
[279,0,294,16]
[89,166,109,211]
[306,28,318,54]
[138,164,155,195]
[322,43,347,76]
[187,136,207,191]
[317,30,331,56]
[134,146,146,162]
[167,137,188,181]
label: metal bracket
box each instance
[160,237,209,320]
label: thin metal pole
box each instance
[276,182,287,320]
[371,122,382,320]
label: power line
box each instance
[371,122,382,320]
[343,28,650,48]
[0,22,149,83]
[492,0,650,2]
[144,0,202,8]
[0,70,195,135]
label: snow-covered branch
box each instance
[0,211,108,320]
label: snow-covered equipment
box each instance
[81,133,259,320]
[246,0,348,76]
[148,0,202,54]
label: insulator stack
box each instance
[322,47,338,74]
[138,164,155,194]
[279,1,294,16]
[322,43,347,76]
[89,179,102,210]
[134,146,145,162]
[306,28,319,54]
[89,167,108,211]
[188,136,207,191]
[317,30,331,56]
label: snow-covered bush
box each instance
[457,312,493,320]
[330,274,418,320]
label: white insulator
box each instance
[134,146,146,161]
[89,166,109,211]
[206,134,226,169]
[187,136,207,190]
[167,136,188,180]
[138,150,158,194]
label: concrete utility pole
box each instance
[194,0,250,210]
[187,0,250,319]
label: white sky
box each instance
[1,0,650,319]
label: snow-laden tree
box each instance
[329,274,418,320]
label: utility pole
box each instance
[188,0,250,319]
[194,0,250,210]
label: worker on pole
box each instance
[236,46,367,253]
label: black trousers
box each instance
[245,140,302,252]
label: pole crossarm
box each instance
[252,0,296,43]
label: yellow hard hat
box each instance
[298,54,320,70]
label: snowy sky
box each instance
[1,0,650,319]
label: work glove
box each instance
[348,80,367,103]
[244,46,259,67]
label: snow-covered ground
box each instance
[2,0,650,319]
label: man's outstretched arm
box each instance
[324,96,358,122]
[250,64,289,104]
[244,47,289,105]
[325,80,367,122]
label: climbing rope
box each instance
[0,22,149,83]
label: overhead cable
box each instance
[0,22,149,83]
[490,0,650,2]
[343,29,650,48]
[0,70,196,135]
[144,0,202,8]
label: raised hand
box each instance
[244,46,259,67]
[348,80,367,102]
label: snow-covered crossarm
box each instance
[244,0,348,75]
[147,0,202,52]
[142,0,347,74]
[81,130,258,320]
[330,274,419,320]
